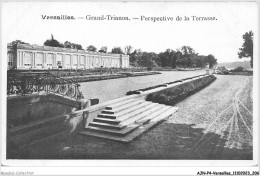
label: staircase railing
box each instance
[7,71,84,100]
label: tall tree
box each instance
[43,34,63,47]
[86,45,97,52]
[238,31,253,68]
[129,49,142,66]
[159,49,176,68]
[206,54,217,68]
[111,47,124,54]
[124,45,133,55]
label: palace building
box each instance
[7,43,129,70]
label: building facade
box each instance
[7,43,129,70]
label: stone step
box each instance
[85,123,140,137]
[119,104,166,126]
[93,117,120,125]
[149,107,179,122]
[80,106,179,142]
[105,98,137,110]
[79,130,128,142]
[135,107,179,124]
[101,100,145,114]
[89,121,125,130]
[116,103,159,122]
[97,101,152,119]
[89,104,164,130]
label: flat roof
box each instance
[9,43,128,57]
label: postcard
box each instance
[1,1,259,175]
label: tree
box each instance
[175,46,196,68]
[158,49,176,68]
[129,49,142,66]
[206,54,217,68]
[111,47,124,54]
[137,52,158,67]
[124,45,133,55]
[64,41,82,50]
[43,34,63,47]
[10,40,28,46]
[238,31,253,68]
[86,45,97,52]
[98,46,107,53]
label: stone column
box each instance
[109,58,112,68]
[84,56,86,69]
[32,52,35,68]
[119,55,122,68]
[101,58,103,67]
[53,53,57,68]
[77,55,80,68]
[122,57,125,68]
[17,51,20,67]
[106,58,108,67]
[88,57,91,69]
[43,53,47,68]
[21,52,24,67]
[61,54,66,68]
[95,57,97,67]
[70,55,73,68]
[86,56,89,69]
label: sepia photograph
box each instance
[1,1,259,175]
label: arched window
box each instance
[35,53,43,67]
[8,53,14,69]
[23,52,32,67]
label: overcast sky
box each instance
[2,2,258,63]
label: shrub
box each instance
[146,75,216,105]
[232,66,244,72]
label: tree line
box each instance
[43,35,217,68]
[10,35,218,68]
[128,46,217,68]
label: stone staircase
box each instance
[80,98,178,142]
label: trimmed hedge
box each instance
[126,74,205,95]
[146,75,216,105]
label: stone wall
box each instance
[7,93,90,155]
[7,93,89,128]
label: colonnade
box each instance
[7,44,130,69]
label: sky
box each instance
[2,2,258,63]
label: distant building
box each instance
[7,43,129,70]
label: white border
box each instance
[1,0,259,175]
